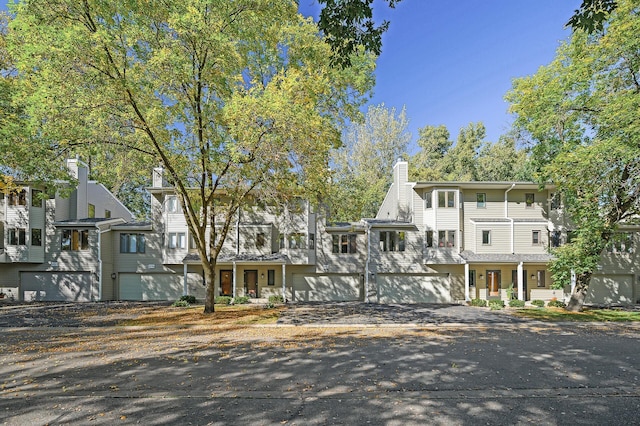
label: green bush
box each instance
[172,300,190,307]
[509,299,525,308]
[180,295,197,304]
[268,295,284,304]
[547,299,565,308]
[488,299,504,310]
[215,296,232,305]
[469,298,487,307]
[264,302,275,309]
[531,299,545,307]
[233,296,250,305]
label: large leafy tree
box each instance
[329,103,409,221]
[7,0,374,313]
[507,0,640,311]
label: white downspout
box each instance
[464,262,470,301]
[505,184,516,253]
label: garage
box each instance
[292,273,362,302]
[21,271,96,302]
[377,273,451,304]
[586,274,635,305]
[119,273,183,301]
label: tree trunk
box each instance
[203,260,216,313]
[565,272,591,312]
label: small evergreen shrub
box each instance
[233,296,250,305]
[488,299,504,310]
[509,299,525,308]
[268,295,284,304]
[215,296,232,305]
[547,299,565,308]
[172,300,190,307]
[469,298,487,307]
[180,295,197,304]
[531,299,545,307]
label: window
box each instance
[447,191,455,208]
[380,231,405,252]
[61,229,89,251]
[32,189,43,208]
[288,233,306,249]
[267,269,275,286]
[525,193,535,208]
[425,191,432,209]
[309,233,315,249]
[537,270,546,287]
[8,189,27,206]
[550,192,561,210]
[437,191,455,208]
[482,230,491,245]
[278,233,285,250]
[332,234,357,254]
[476,193,486,208]
[120,233,146,253]
[256,233,266,249]
[532,230,541,245]
[31,228,42,246]
[438,230,455,248]
[9,228,26,245]
[105,209,111,218]
[438,191,446,207]
[168,232,186,249]
[426,230,434,248]
[166,195,179,213]
[551,231,562,248]
[88,203,95,218]
[469,270,476,287]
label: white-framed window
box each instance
[426,230,434,247]
[8,189,27,206]
[166,195,179,213]
[31,228,42,246]
[288,233,306,249]
[120,233,146,253]
[525,193,535,208]
[267,269,275,286]
[532,230,541,245]
[61,229,89,251]
[9,228,26,245]
[482,230,491,245]
[256,233,266,249]
[425,191,432,209]
[438,230,455,248]
[332,234,357,254]
[537,270,546,287]
[380,231,406,252]
[476,193,486,208]
[278,233,285,250]
[438,191,456,208]
[168,232,186,249]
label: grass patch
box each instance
[117,305,285,327]
[511,307,640,322]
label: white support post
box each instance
[517,262,524,300]
[282,263,287,302]
[183,263,188,296]
[464,263,470,301]
[232,261,237,299]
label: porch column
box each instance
[232,261,237,299]
[282,263,287,302]
[464,263,470,301]
[183,262,188,296]
[517,262,524,300]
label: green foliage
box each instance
[215,296,232,305]
[172,300,190,308]
[268,295,284,304]
[264,302,275,309]
[180,295,197,304]
[547,299,566,308]
[566,0,617,33]
[233,296,251,305]
[505,283,516,300]
[469,298,487,307]
[509,299,526,308]
[488,299,505,310]
[531,300,545,308]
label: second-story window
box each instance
[426,231,434,247]
[9,228,26,245]
[31,228,42,246]
[105,209,111,218]
[168,232,186,249]
[288,233,306,249]
[32,189,43,208]
[438,230,455,248]
[425,191,432,209]
[525,193,535,208]
[380,231,405,252]
[256,233,266,249]
[61,229,89,251]
[532,230,541,245]
[482,230,491,245]
[438,191,456,208]
[476,193,486,208]
[550,192,561,210]
[120,233,146,253]
[166,195,179,213]
[278,233,285,250]
[332,234,357,254]
[8,189,27,206]
[88,203,95,218]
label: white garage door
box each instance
[378,274,451,304]
[292,274,361,302]
[21,271,95,302]
[586,275,634,305]
[119,273,183,301]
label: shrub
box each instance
[264,302,275,309]
[215,296,232,305]
[268,295,284,304]
[488,299,504,310]
[469,298,487,307]
[547,299,566,308]
[180,295,197,304]
[172,300,190,307]
[531,299,545,307]
[509,299,525,308]
[233,296,250,305]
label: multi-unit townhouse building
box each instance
[2,159,639,305]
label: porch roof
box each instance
[459,251,552,264]
[183,252,290,264]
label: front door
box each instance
[220,270,233,296]
[487,270,501,298]
[245,270,258,298]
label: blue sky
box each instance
[3,1,580,150]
